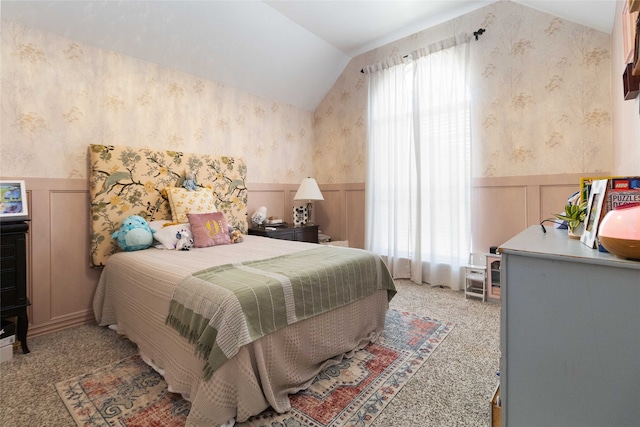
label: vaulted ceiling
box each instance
[1,1,617,111]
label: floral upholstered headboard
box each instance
[89,144,248,267]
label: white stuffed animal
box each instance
[175,228,194,251]
[251,206,267,226]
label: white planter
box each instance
[568,222,584,239]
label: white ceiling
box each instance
[1,1,617,112]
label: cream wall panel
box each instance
[313,183,365,247]
[247,183,298,226]
[27,181,53,327]
[345,188,365,249]
[539,185,580,220]
[49,190,96,320]
[248,186,288,225]
[247,184,359,244]
[472,185,527,254]
[472,173,599,252]
[18,178,99,337]
[314,188,341,241]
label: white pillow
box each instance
[149,220,192,250]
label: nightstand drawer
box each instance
[248,224,319,243]
[270,232,295,240]
[292,227,317,243]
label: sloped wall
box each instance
[313,1,613,184]
[0,19,316,184]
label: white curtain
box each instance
[365,34,471,290]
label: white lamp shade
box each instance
[294,177,324,201]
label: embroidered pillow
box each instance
[165,187,217,223]
[187,212,231,248]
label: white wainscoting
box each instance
[247,183,365,249]
[22,178,100,337]
[4,173,601,336]
[471,173,596,253]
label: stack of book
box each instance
[580,176,640,213]
[265,217,286,226]
[606,177,640,211]
[0,319,15,363]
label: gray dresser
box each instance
[500,226,640,427]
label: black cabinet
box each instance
[1,221,30,354]
[248,224,319,243]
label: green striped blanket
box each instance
[165,245,396,379]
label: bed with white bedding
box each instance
[94,236,393,425]
[89,144,395,426]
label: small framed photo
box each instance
[580,179,608,249]
[292,205,308,227]
[0,180,29,222]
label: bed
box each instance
[89,144,395,426]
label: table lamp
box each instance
[294,177,324,225]
[598,202,640,260]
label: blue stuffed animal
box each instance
[112,215,154,251]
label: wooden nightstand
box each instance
[248,224,319,243]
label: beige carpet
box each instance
[0,280,500,427]
[56,310,453,427]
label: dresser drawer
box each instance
[1,238,18,257]
[0,288,17,308]
[0,220,30,354]
[0,222,28,311]
[0,255,16,272]
[0,269,16,289]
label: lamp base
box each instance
[305,202,315,225]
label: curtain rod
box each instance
[360,28,486,74]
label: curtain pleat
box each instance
[365,35,471,291]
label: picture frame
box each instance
[292,205,308,227]
[634,13,640,76]
[580,179,608,249]
[623,1,638,64]
[0,180,29,222]
[579,176,622,204]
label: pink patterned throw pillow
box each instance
[187,212,231,248]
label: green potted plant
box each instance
[554,201,588,239]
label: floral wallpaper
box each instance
[0,20,315,184]
[313,0,612,183]
[1,0,612,186]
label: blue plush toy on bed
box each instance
[112,215,154,251]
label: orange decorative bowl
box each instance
[598,202,640,260]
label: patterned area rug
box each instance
[56,309,453,427]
